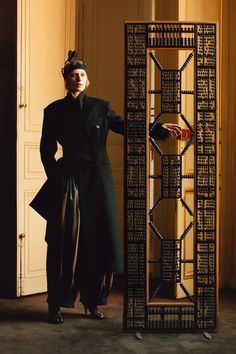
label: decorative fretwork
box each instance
[124,22,217,332]
[162,155,182,198]
[161,240,181,283]
[161,70,181,113]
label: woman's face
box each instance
[65,68,88,94]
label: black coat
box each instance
[31,92,125,274]
[30,92,168,274]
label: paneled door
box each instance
[17,0,76,296]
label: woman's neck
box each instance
[69,91,80,98]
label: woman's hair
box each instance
[85,79,90,89]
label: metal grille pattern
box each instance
[124,22,217,331]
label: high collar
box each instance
[66,91,86,108]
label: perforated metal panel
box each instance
[124,22,218,332]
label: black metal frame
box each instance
[124,22,217,332]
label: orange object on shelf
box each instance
[180,129,193,140]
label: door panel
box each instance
[17,0,75,296]
[176,50,195,299]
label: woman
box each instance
[31,50,181,324]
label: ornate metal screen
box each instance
[124,22,218,332]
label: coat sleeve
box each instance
[105,101,169,139]
[149,122,169,140]
[40,107,58,178]
[106,102,124,135]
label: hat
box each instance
[61,50,88,78]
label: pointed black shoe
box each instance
[48,305,64,324]
[83,305,107,320]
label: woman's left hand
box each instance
[162,123,182,139]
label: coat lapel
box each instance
[81,95,91,122]
[81,95,96,143]
[63,93,97,145]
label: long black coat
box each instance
[31,92,124,274]
[31,92,168,274]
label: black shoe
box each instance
[48,305,64,324]
[83,305,107,320]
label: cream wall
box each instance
[179,0,221,21]
[178,0,236,289]
[156,0,178,20]
[222,0,236,289]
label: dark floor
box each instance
[0,289,235,354]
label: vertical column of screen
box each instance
[196,24,217,330]
[124,23,147,331]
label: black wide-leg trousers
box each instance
[46,241,111,310]
[45,175,112,311]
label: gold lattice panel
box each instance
[124,22,218,332]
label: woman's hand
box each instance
[162,123,182,139]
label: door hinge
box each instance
[19,104,27,109]
[19,233,25,296]
[19,233,25,240]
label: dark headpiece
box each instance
[61,50,88,79]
